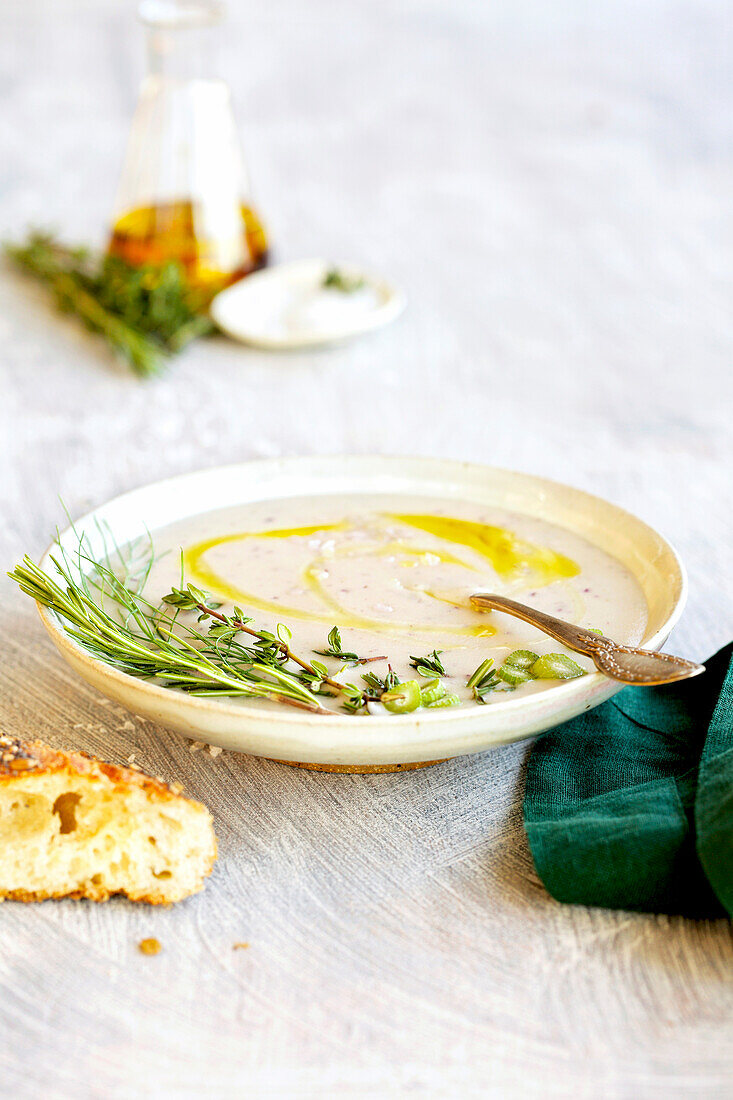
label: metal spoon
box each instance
[470,593,705,685]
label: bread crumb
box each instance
[190,742,223,757]
[127,754,136,763]
[233,942,250,950]
[139,938,162,956]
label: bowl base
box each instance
[267,757,448,773]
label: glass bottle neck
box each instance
[139,1,224,81]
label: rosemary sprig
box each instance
[4,232,214,378]
[466,657,502,703]
[410,649,446,677]
[8,543,330,715]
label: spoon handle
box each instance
[470,593,705,686]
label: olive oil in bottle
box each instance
[108,200,268,294]
[110,1,269,295]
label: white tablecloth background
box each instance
[1,1,732,1095]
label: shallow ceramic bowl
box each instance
[38,457,687,769]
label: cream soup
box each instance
[141,495,648,712]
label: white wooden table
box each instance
[2,1,732,1096]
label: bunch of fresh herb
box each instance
[163,587,349,699]
[4,231,214,378]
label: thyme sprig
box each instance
[163,586,346,696]
[4,231,214,378]
[362,667,401,695]
[315,625,386,667]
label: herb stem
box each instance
[193,602,346,694]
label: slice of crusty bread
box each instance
[0,736,217,904]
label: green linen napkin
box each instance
[523,644,733,918]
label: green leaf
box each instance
[361,667,400,695]
[4,232,214,379]
[314,624,362,664]
[467,657,494,690]
[340,684,367,713]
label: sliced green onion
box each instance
[530,653,587,680]
[496,649,540,686]
[425,692,461,709]
[420,677,447,705]
[503,649,539,670]
[381,679,422,714]
[496,665,533,687]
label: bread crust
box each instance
[0,735,181,798]
[0,735,217,904]
[0,886,176,904]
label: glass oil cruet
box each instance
[108,0,268,297]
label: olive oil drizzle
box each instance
[387,514,580,582]
[182,513,580,637]
[183,524,346,625]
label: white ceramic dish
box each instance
[37,457,687,770]
[210,259,406,349]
